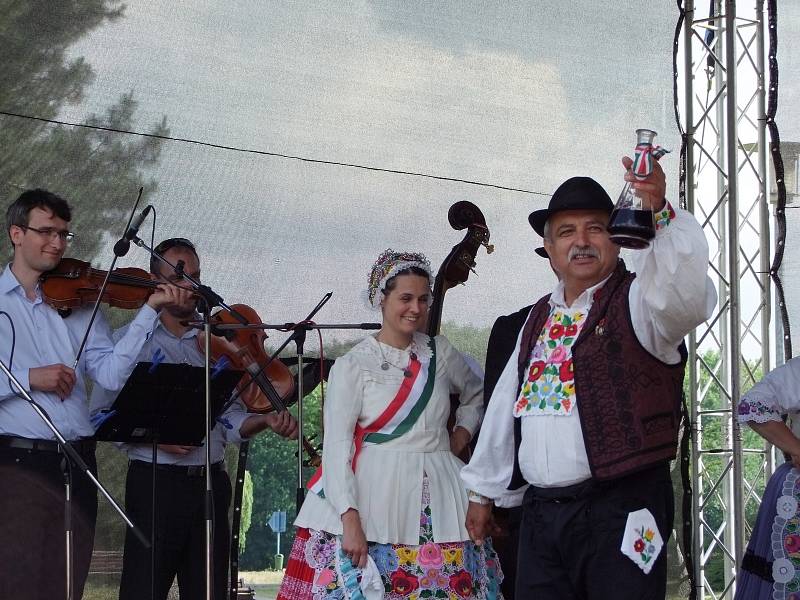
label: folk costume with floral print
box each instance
[514,306,586,417]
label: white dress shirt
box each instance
[462,206,717,503]
[0,264,159,440]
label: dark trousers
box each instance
[119,460,232,600]
[493,506,522,599]
[0,442,98,600]
[516,464,674,600]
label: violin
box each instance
[200,303,322,467]
[41,257,160,310]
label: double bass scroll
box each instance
[426,200,493,337]
[426,201,492,463]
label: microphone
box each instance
[124,205,153,242]
[113,205,152,257]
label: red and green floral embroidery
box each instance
[632,526,657,565]
[655,201,676,231]
[514,308,585,417]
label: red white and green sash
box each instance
[306,338,437,498]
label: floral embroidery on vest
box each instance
[514,307,586,416]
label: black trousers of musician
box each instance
[516,463,674,600]
[0,440,98,600]
[119,460,232,600]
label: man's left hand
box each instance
[146,282,195,311]
[263,411,299,439]
[622,155,667,212]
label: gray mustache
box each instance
[568,246,599,261]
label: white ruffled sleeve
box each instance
[320,353,363,516]
[436,335,484,437]
[737,358,800,424]
[628,204,717,363]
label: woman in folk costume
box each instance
[277,249,503,600]
[734,356,800,600]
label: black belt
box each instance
[130,459,224,478]
[0,435,96,455]
[525,463,671,505]
[741,550,773,583]
[526,478,598,504]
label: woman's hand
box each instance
[450,426,472,458]
[341,509,369,568]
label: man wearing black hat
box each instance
[462,157,715,599]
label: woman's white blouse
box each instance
[294,332,483,545]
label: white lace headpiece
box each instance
[365,248,432,310]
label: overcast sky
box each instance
[50,1,799,354]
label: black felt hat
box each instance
[528,177,613,237]
[534,247,548,258]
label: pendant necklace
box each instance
[377,339,416,378]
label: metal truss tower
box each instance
[682,1,773,597]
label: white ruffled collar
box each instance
[356,331,433,363]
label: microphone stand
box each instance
[0,359,150,600]
[72,187,144,369]
[189,294,381,513]
[131,235,247,600]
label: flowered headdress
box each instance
[365,248,432,309]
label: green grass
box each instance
[82,579,280,599]
[252,583,280,599]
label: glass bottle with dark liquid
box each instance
[607,128,667,249]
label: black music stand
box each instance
[93,362,242,600]
[94,362,242,445]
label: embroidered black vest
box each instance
[509,260,687,485]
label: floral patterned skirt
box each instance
[277,479,503,600]
[736,462,800,600]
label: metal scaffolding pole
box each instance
[682,1,772,597]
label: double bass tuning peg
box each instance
[483,242,495,254]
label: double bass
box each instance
[425,201,493,462]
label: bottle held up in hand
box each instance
[607,128,669,249]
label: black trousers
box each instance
[493,506,522,599]
[0,442,98,600]
[119,460,232,600]
[516,464,674,600]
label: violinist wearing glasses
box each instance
[0,189,189,600]
[90,236,299,600]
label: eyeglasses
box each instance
[21,225,74,243]
[154,237,196,254]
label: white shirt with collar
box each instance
[462,205,717,504]
[0,264,159,440]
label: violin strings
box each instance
[104,272,158,287]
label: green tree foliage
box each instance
[440,320,491,369]
[686,350,768,593]
[0,0,170,554]
[0,0,168,264]
[240,386,324,570]
[239,469,254,554]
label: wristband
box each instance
[467,490,492,505]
